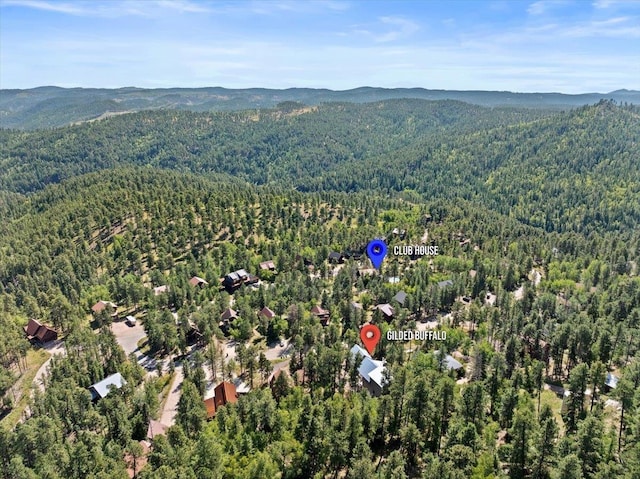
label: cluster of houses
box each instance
[188,263,276,293]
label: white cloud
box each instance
[527,0,572,15]
[1,0,211,17]
[2,0,87,15]
[377,16,420,42]
[527,1,548,15]
[591,0,638,8]
[347,16,420,43]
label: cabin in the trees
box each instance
[203,381,239,419]
[437,279,454,289]
[604,373,619,392]
[185,319,203,345]
[350,345,387,396]
[391,227,406,239]
[189,276,209,288]
[259,260,276,272]
[92,300,118,316]
[220,308,238,322]
[434,351,465,377]
[344,248,364,260]
[153,285,170,296]
[24,318,58,344]
[311,305,330,326]
[522,336,551,362]
[219,308,238,331]
[328,251,345,264]
[375,303,395,320]
[258,306,276,320]
[89,372,127,401]
[393,290,407,306]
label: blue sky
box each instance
[1,0,639,92]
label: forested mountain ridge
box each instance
[2,100,639,234]
[0,99,552,193]
[2,85,639,129]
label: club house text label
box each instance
[393,245,439,256]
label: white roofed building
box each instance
[350,344,387,396]
[89,372,127,401]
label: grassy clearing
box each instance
[539,389,565,434]
[1,349,50,428]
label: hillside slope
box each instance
[2,100,638,234]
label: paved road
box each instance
[159,363,184,427]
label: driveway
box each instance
[159,363,184,427]
[223,339,238,361]
[33,340,65,391]
[264,339,291,360]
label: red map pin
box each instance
[360,324,381,355]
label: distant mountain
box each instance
[1,85,638,129]
[2,99,638,234]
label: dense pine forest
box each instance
[0,98,639,479]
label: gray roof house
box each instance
[350,345,387,396]
[89,372,127,400]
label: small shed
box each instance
[375,303,395,319]
[259,260,276,271]
[189,276,209,288]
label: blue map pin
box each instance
[367,239,387,269]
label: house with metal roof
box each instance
[89,372,127,400]
[350,344,387,396]
[375,303,395,319]
[393,290,407,306]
